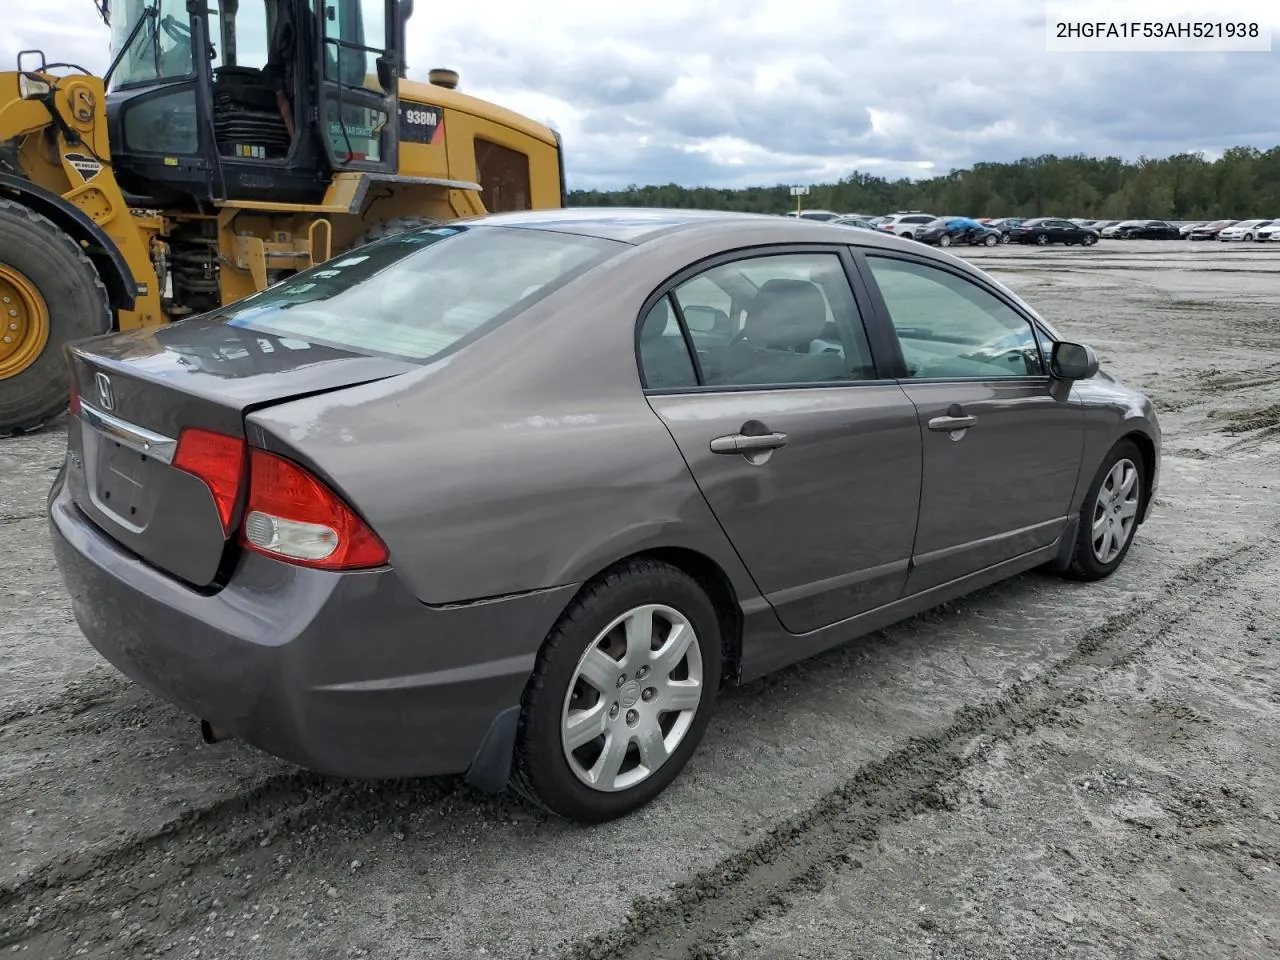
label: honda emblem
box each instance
[94,372,115,411]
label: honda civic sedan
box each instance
[48,209,1161,823]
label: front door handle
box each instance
[927,415,976,432]
[710,432,790,454]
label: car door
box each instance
[640,248,922,634]
[854,252,1085,594]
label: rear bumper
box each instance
[47,471,578,782]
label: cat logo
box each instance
[65,153,103,182]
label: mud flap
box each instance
[1045,515,1081,573]
[464,704,521,793]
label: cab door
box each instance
[315,0,399,173]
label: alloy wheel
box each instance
[560,604,704,792]
[1091,458,1141,564]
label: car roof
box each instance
[458,206,928,250]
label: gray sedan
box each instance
[48,208,1161,823]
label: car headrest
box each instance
[641,299,672,340]
[742,279,828,348]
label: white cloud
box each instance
[4,0,1277,190]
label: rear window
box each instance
[218,225,621,362]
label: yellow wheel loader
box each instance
[0,0,566,435]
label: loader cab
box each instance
[104,0,406,205]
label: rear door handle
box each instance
[710,432,790,454]
[927,415,976,432]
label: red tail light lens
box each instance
[69,377,81,416]
[240,449,388,570]
[173,428,246,536]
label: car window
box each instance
[667,252,877,388]
[221,225,620,363]
[865,256,1046,380]
[637,297,699,390]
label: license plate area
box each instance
[84,426,164,532]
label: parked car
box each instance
[983,218,1026,242]
[788,210,843,222]
[877,212,939,240]
[1254,222,1280,242]
[1218,219,1273,241]
[48,209,1161,823]
[1009,218,1101,246]
[1187,219,1237,240]
[1104,220,1181,240]
[1178,222,1205,236]
[830,216,880,231]
[917,217,1002,247]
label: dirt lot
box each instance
[1,239,1279,960]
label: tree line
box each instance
[566,146,1280,219]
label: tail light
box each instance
[69,377,81,417]
[240,448,388,570]
[173,428,247,536]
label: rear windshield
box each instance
[218,225,622,362]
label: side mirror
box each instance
[375,54,395,91]
[1050,340,1099,380]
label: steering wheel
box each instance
[159,14,193,45]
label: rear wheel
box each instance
[1082,234,1097,246]
[1036,233,1049,245]
[0,200,111,436]
[511,559,722,823]
[938,234,952,247]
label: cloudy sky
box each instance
[5,0,1279,190]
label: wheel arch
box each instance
[0,173,136,313]
[561,546,746,688]
[1118,428,1158,524]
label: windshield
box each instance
[218,226,622,363]
[109,0,194,89]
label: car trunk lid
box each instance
[65,319,416,588]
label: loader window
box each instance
[108,0,196,89]
[322,0,387,91]
[474,140,532,213]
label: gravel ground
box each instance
[1,239,1278,960]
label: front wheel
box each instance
[983,233,998,246]
[1082,234,1097,246]
[510,559,722,822]
[0,199,111,436]
[1000,233,1011,244]
[1060,440,1145,581]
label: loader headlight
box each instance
[19,75,52,100]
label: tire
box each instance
[1036,233,1049,245]
[1082,234,1096,246]
[1000,233,1011,244]
[348,215,441,251]
[938,235,952,247]
[1244,233,1254,242]
[510,559,723,823]
[0,199,111,437]
[1060,439,1145,581]
[983,233,998,246]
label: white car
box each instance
[876,212,939,240]
[1255,222,1280,242]
[1218,219,1273,241]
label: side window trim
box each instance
[667,292,706,385]
[635,243,895,395]
[848,247,1051,383]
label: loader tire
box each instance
[0,199,111,437]
[349,216,442,250]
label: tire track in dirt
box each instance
[0,767,463,953]
[554,529,1280,960]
